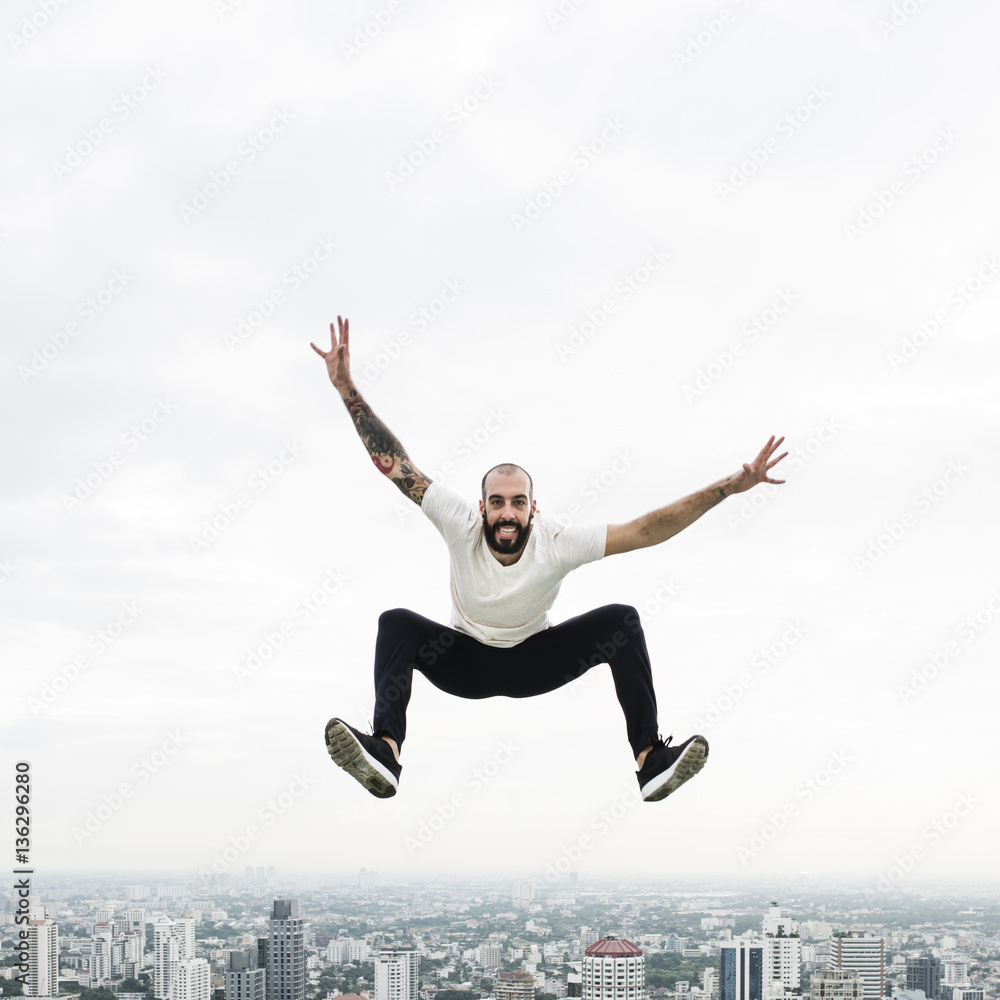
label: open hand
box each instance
[727,435,788,494]
[310,315,352,390]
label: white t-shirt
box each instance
[421,480,607,647]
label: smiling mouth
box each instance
[497,525,518,537]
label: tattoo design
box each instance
[343,394,430,504]
[345,396,405,470]
[718,486,727,499]
[393,459,429,504]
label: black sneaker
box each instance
[324,718,401,798]
[636,734,708,802]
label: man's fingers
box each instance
[310,341,327,358]
[766,450,789,469]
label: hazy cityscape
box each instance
[4,874,998,1000]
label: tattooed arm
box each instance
[311,316,433,506]
[604,436,788,557]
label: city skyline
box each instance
[4,877,997,1000]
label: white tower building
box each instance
[764,936,801,992]
[154,919,178,999]
[832,933,884,1000]
[26,915,59,998]
[375,947,419,1000]
[173,959,211,1000]
[480,942,504,969]
[582,936,645,1000]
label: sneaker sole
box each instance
[324,719,398,799]
[641,736,708,802]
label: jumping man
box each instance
[311,316,787,802]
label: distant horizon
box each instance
[26,870,1000,892]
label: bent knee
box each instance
[378,607,420,628]
[601,603,642,632]
[604,602,640,621]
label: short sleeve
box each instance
[550,521,606,571]
[421,480,479,545]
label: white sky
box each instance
[3,0,999,889]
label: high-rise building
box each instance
[154,919,179,999]
[497,972,536,1000]
[268,900,305,1000]
[358,869,378,891]
[479,943,504,969]
[122,931,144,979]
[582,936,644,1000]
[907,957,941,1000]
[811,970,862,1000]
[26,915,59,997]
[512,882,535,909]
[832,933,884,1000]
[173,960,211,1000]
[226,948,266,1000]
[174,919,196,960]
[375,947,419,1000]
[703,970,720,998]
[764,936,801,992]
[720,941,763,1000]
[90,922,115,986]
[153,916,197,999]
[942,963,969,987]
[326,939,351,964]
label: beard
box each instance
[482,511,533,555]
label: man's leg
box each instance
[479,603,659,759]
[371,607,508,749]
[330,603,704,800]
[481,602,707,801]
[326,607,505,797]
[374,603,660,758]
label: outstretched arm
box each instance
[311,316,433,506]
[604,435,787,556]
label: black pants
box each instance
[371,603,659,758]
